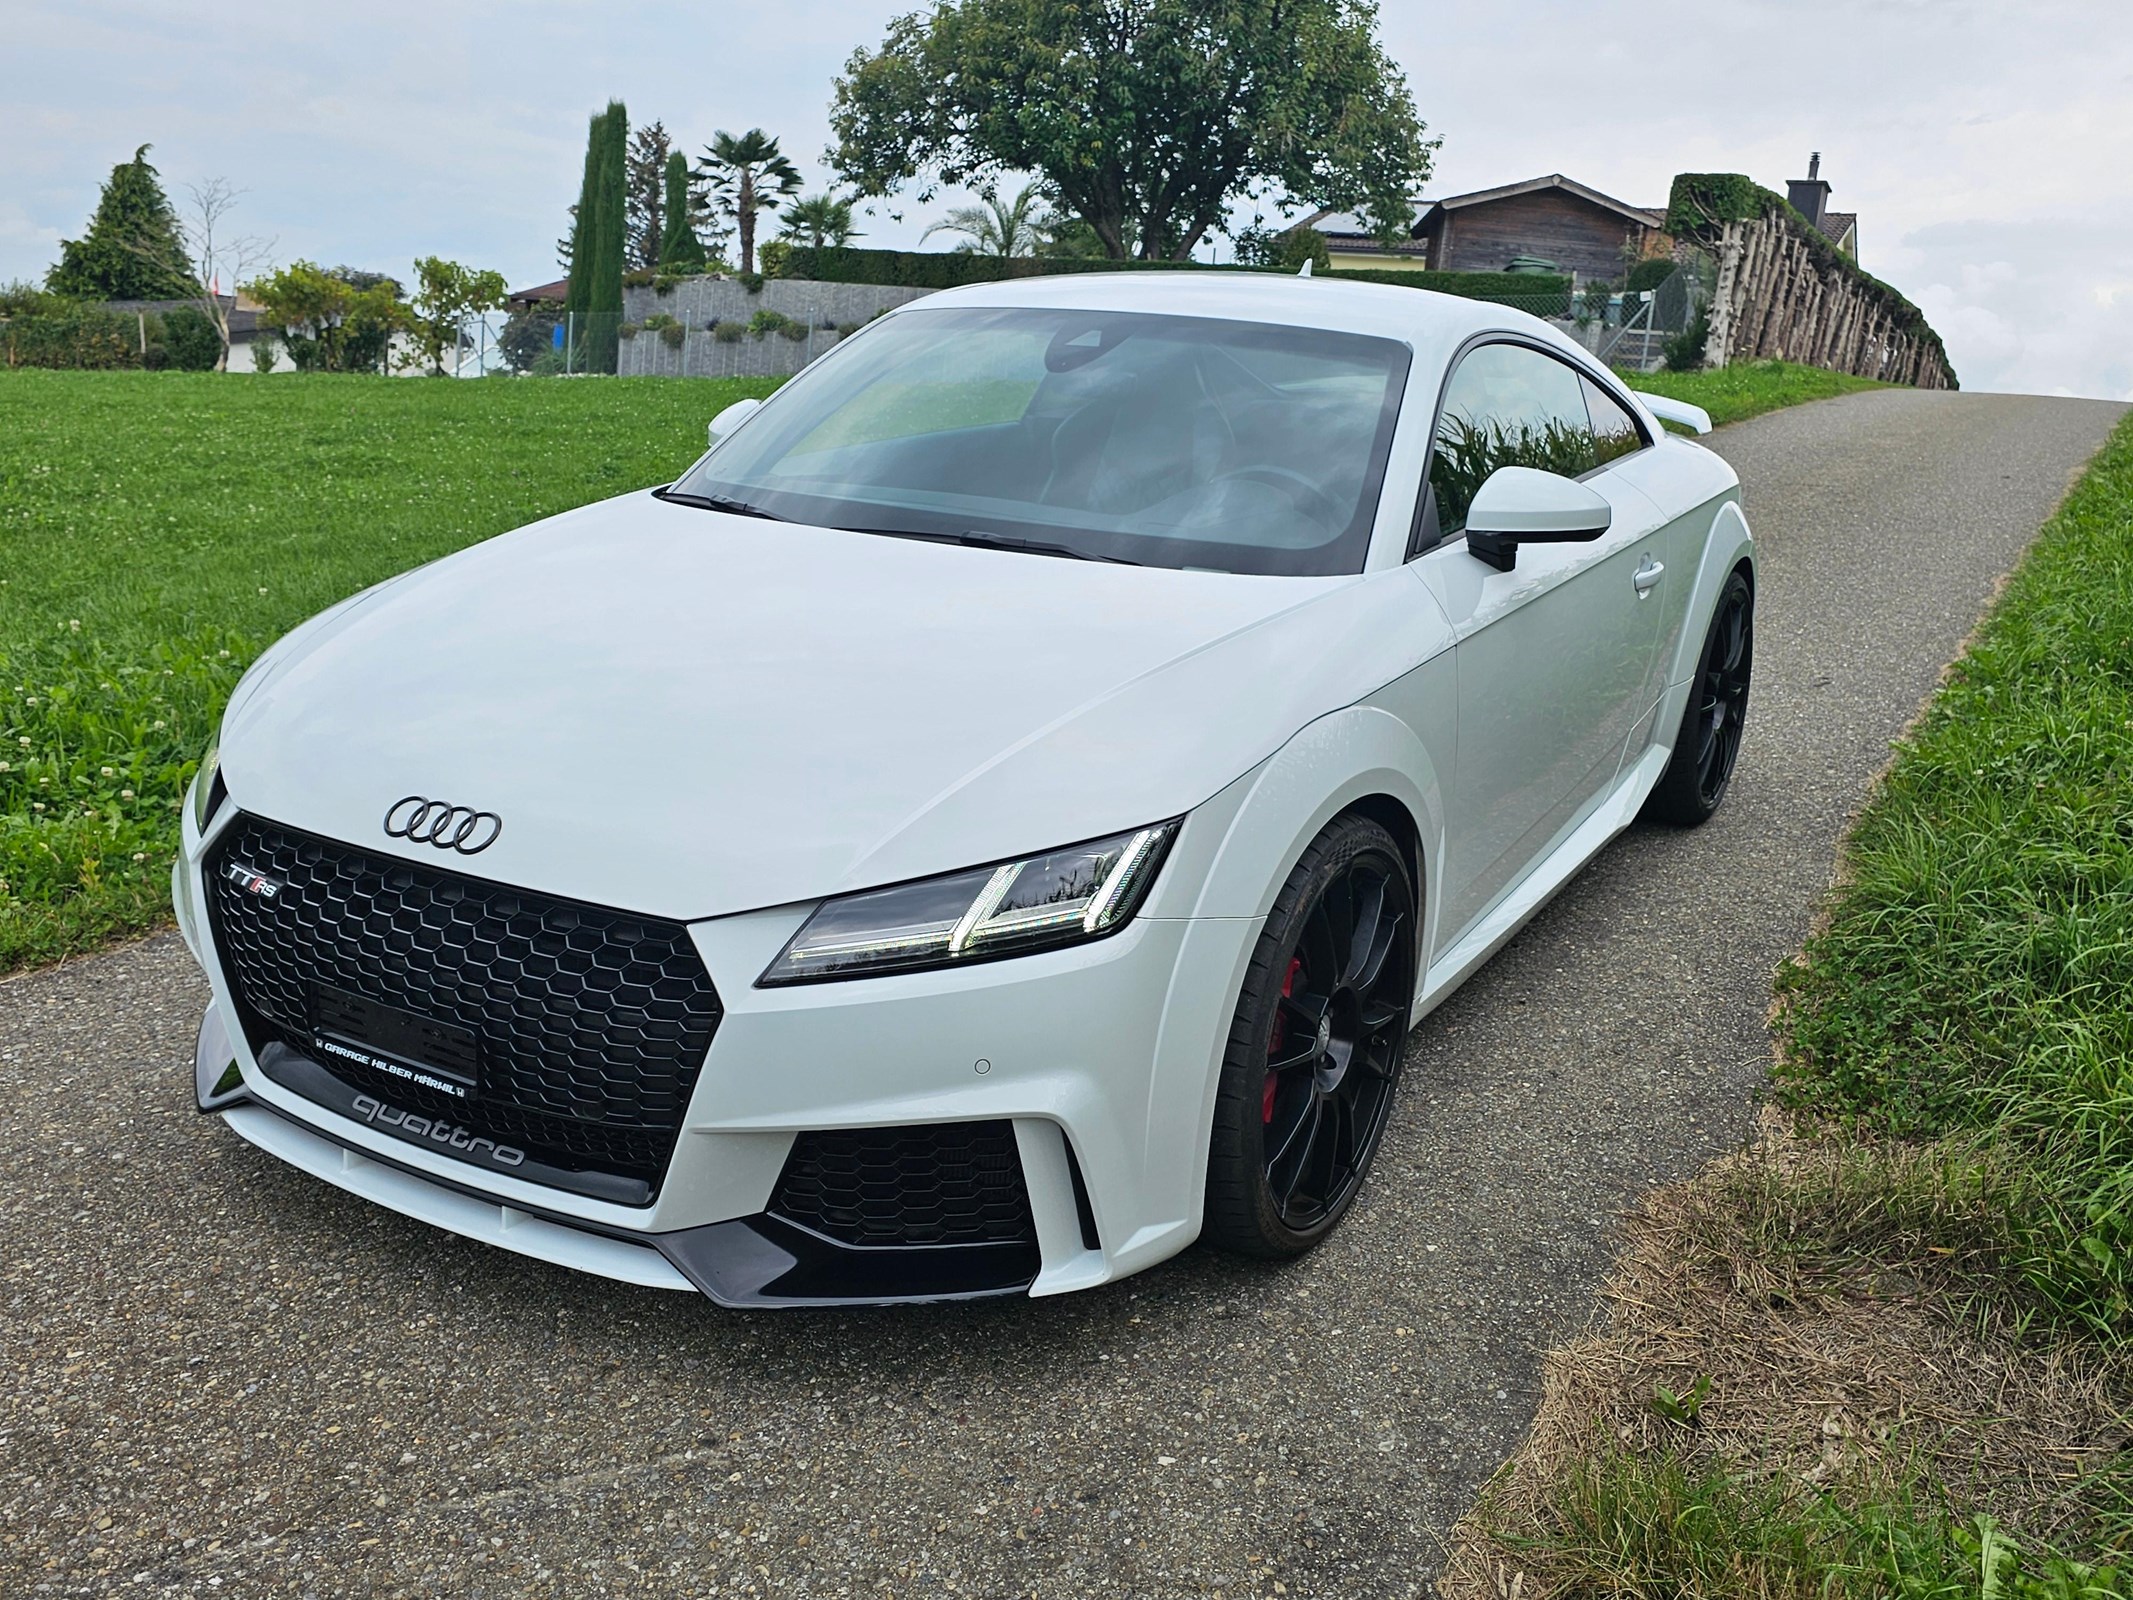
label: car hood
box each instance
[221,493,1433,920]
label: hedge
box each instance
[1326,267,1570,308]
[774,246,1244,289]
[771,246,1572,309]
[2,307,147,370]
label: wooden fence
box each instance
[1667,174,1956,389]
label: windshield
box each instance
[670,305,1410,576]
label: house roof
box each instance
[507,278,568,308]
[1296,175,1664,247]
[1417,174,1665,231]
[1816,211,1858,248]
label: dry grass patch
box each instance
[1441,1115,2131,1599]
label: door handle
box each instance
[1632,556,1665,595]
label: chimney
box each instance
[1786,152,1831,228]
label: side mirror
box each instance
[706,397,762,449]
[1464,466,1612,572]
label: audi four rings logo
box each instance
[383,796,503,854]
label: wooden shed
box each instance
[1304,175,1670,284]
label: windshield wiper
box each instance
[834,524,1134,564]
[654,486,787,521]
[950,530,1135,564]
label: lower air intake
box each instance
[770,1121,1036,1247]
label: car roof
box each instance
[915,269,1549,347]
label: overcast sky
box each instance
[4,0,2126,398]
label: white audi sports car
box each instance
[178,272,1752,1307]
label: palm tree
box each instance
[697,129,802,275]
[921,182,1046,258]
[780,193,861,250]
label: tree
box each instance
[1234,219,1330,271]
[920,181,1043,256]
[165,178,274,370]
[47,145,196,299]
[625,121,672,271]
[698,129,802,275]
[244,261,408,373]
[780,193,862,249]
[831,0,1435,261]
[657,151,708,270]
[403,256,508,376]
[564,101,628,372]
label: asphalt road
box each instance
[3,388,2124,1600]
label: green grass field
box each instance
[1622,359,1887,429]
[0,370,777,970]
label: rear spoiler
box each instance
[1633,392,1713,435]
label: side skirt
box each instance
[1411,741,1671,1024]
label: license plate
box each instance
[311,987,480,1101]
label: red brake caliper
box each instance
[1264,957,1303,1123]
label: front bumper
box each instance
[178,801,1261,1307]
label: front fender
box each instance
[1654,499,1756,745]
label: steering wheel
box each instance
[1215,466,1342,531]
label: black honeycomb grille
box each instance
[206,813,721,1193]
[771,1122,1036,1247]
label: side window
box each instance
[1581,375,1648,466]
[1428,343,1597,536]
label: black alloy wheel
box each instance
[1644,567,1754,826]
[1204,814,1417,1257]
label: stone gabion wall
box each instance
[616,278,930,378]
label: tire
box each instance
[1203,814,1417,1258]
[1642,567,1754,827]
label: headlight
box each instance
[759,821,1180,986]
[189,744,223,831]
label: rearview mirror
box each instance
[707,397,762,449]
[1464,466,1612,572]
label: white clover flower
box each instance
[152,719,167,730]
[100,766,116,777]
[67,619,81,632]
[120,788,134,800]
[132,852,146,863]
[31,802,44,812]
[0,761,9,772]
[15,737,27,748]
[25,697,38,706]
[217,649,231,659]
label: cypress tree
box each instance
[47,145,195,300]
[563,102,627,372]
[658,151,707,271]
[562,110,603,331]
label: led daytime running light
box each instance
[761,820,1179,985]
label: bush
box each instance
[747,309,799,339]
[1664,306,1711,371]
[161,306,223,371]
[640,312,686,349]
[712,320,745,344]
[1626,257,1679,294]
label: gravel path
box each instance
[3,389,2123,1599]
